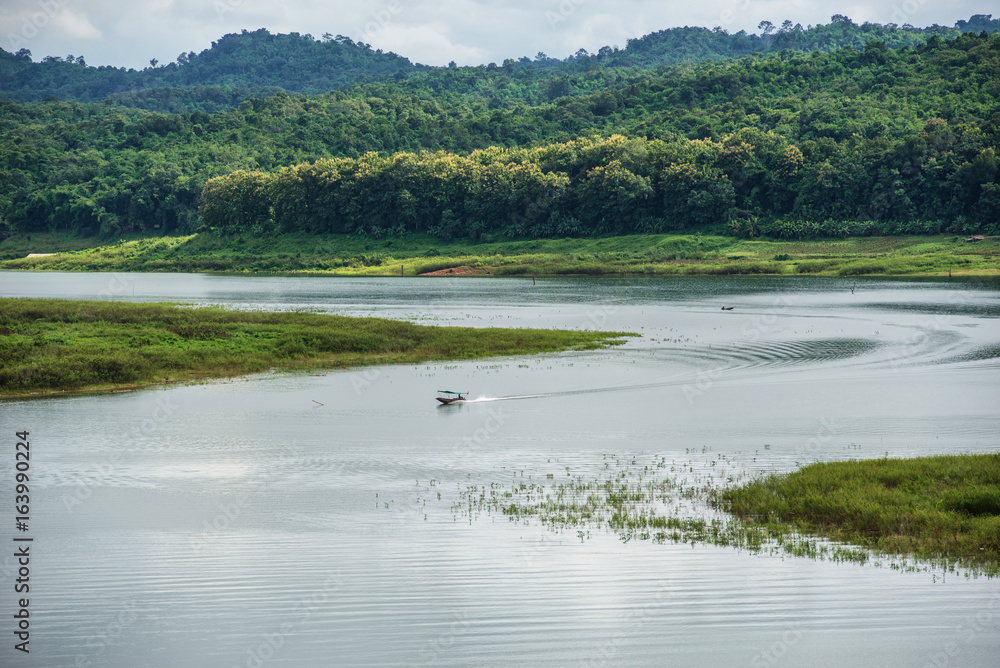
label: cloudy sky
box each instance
[1,0,995,69]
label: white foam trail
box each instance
[491,394,547,401]
[459,340,889,405]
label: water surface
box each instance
[1,272,998,666]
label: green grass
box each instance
[0,298,633,398]
[3,231,997,276]
[717,455,1000,569]
[448,451,999,575]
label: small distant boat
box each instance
[436,390,469,405]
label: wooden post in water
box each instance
[401,264,404,277]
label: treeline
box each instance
[2,32,998,240]
[0,29,421,106]
[605,14,983,69]
[199,131,998,241]
[726,217,974,240]
[2,16,998,114]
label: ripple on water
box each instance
[4,274,1000,668]
[655,337,882,371]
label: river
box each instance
[1,271,998,666]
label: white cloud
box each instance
[375,22,490,66]
[50,8,102,40]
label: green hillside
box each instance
[2,15,997,113]
[0,18,997,245]
[0,29,422,109]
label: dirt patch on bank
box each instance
[419,266,491,276]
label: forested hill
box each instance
[602,14,999,69]
[0,29,423,108]
[2,15,998,113]
[2,31,997,242]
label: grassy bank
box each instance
[451,451,999,575]
[2,231,998,277]
[717,455,1000,569]
[0,298,632,399]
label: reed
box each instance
[717,454,1000,568]
[446,451,999,576]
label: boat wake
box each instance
[454,330,990,405]
[466,372,698,404]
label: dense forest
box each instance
[198,122,998,241]
[3,15,998,112]
[0,30,422,109]
[1,17,998,242]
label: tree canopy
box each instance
[0,21,998,242]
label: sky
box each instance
[0,0,995,69]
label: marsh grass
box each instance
[3,231,997,276]
[718,455,1000,570]
[0,298,633,397]
[449,452,998,576]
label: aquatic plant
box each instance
[718,454,1000,570]
[445,451,999,577]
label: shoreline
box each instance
[1,232,997,278]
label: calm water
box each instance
[1,271,999,667]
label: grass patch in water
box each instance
[450,452,999,576]
[0,298,633,398]
[718,454,1000,570]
